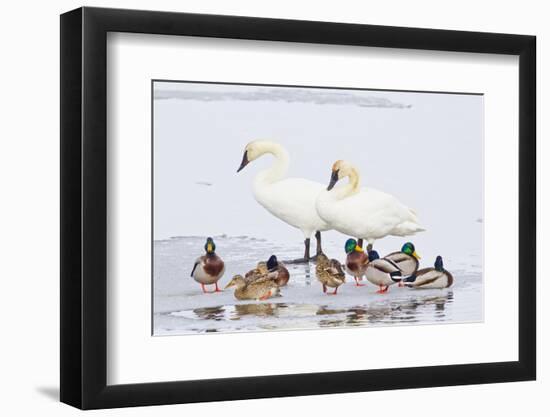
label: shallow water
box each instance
[153,235,482,336]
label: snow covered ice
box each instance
[153,235,483,336]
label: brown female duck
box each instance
[224,275,280,300]
[244,261,269,283]
[316,253,346,295]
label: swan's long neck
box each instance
[255,144,290,185]
[333,167,361,199]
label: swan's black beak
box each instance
[327,170,339,190]
[237,150,249,173]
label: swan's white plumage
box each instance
[315,161,424,244]
[242,141,330,239]
[254,177,329,238]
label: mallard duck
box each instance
[237,140,331,262]
[403,256,454,289]
[344,238,369,286]
[315,160,424,251]
[384,242,420,278]
[224,275,280,300]
[244,261,269,283]
[243,255,290,287]
[316,253,346,295]
[365,250,403,293]
[266,255,290,286]
[190,237,225,293]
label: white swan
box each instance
[316,160,425,249]
[237,140,330,261]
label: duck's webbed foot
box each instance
[376,285,389,294]
[201,283,215,293]
[327,287,339,295]
[354,277,366,287]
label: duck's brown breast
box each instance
[203,255,224,277]
[346,251,368,272]
[275,265,290,286]
[445,271,454,288]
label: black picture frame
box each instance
[60,6,536,410]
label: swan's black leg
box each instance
[315,231,322,256]
[357,238,364,249]
[285,238,314,264]
[304,238,311,261]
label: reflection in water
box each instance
[233,303,279,317]
[193,306,225,320]
[288,262,312,286]
[304,263,311,286]
[168,291,457,333]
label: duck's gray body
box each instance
[365,258,403,287]
[404,268,453,289]
[384,251,419,276]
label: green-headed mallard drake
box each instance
[365,250,403,293]
[384,242,420,278]
[403,256,454,289]
[190,237,225,293]
[344,238,369,286]
[316,253,346,295]
[224,274,280,301]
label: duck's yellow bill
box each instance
[207,243,213,252]
[355,245,364,252]
[413,251,421,260]
[224,282,234,289]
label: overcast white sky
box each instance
[153,81,483,260]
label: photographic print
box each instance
[152,80,483,336]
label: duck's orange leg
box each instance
[214,282,222,292]
[354,277,366,287]
[201,283,216,293]
[376,285,389,294]
[327,287,339,295]
[259,290,272,301]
